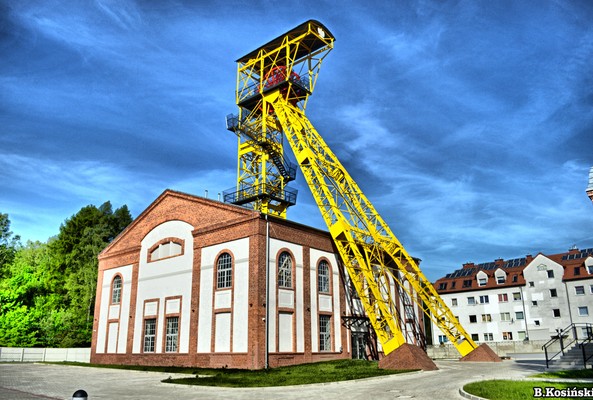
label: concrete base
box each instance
[378,344,439,371]
[459,343,502,362]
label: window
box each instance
[518,331,526,340]
[481,314,492,322]
[532,301,538,306]
[547,270,554,278]
[471,333,479,341]
[143,319,156,353]
[451,298,458,306]
[534,320,540,326]
[469,315,477,323]
[574,267,581,276]
[553,309,561,318]
[590,284,593,294]
[496,275,505,284]
[500,312,511,322]
[483,333,493,341]
[498,293,508,303]
[438,335,449,344]
[165,317,179,353]
[467,297,476,305]
[319,315,331,351]
[216,253,233,289]
[451,281,456,289]
[513,292,521,301]
[479,295,489,304]
[575,286,585,295]
[588,265,593,275]
[515,311,524,320]
[578,306,589,316]
[111,275,122,304]
[278,252,293,288]
[502,332,513,340]
[550,289,558,298]
[438,282,447,290]
[478,277,487,286]
[512,275,518,282]
[528,281,534,287]
[150,240,183,262]
[463,279,473,288]
[318,261,330,293]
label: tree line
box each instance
[0,202,132,347]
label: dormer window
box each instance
[149,239,183,262]
[494,268,507,284]
[438,282,447,290]
[476,271,488,286]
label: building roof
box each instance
[433,247,593,294]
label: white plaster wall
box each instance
[96,264,132,354]
[310,248,341,352]
[198,237,249,353]
[269,238,303,353]
[132,220,194,354]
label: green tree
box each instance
[0,213,21,278]
[49,201,132,346]
[0,202,131,347]
[0,241,53,346]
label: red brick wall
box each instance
[91,190,353,369]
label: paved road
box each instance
[0,358,547,400]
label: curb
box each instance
[458,387,487,400]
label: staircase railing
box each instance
[580,327,593,369]
[543,323,593,368]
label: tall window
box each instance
[318,260,330,293]
[217,252,233,289]
[111,275,122,304]
[143,319,156,353]
[165,317,179,353]
[278,252,293,288]
[319,315,331,351]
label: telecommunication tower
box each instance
[226,20,478,357]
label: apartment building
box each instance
[432,248,593,345]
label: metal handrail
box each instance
[543,323,593,368]
[580,333,593,369]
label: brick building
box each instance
[91,189,424,369]
[431,248,593,345]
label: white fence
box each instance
[0,347,91,363]
[427,340,548,359]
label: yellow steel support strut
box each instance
[229,20,477,356]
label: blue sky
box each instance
[1,0,593,281]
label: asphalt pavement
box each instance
[0,357,548,400]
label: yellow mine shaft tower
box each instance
[225,20,477,357]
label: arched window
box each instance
[111,275,122,304]
[149,240,183,262]
[278,252,293,288]
[217,252,233,289]
[318,260,330,293]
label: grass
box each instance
[165,359,415,387]
[463,369,593,400]
[464,380,593,400]
[532,369,593,379]
[48,359,415,387]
